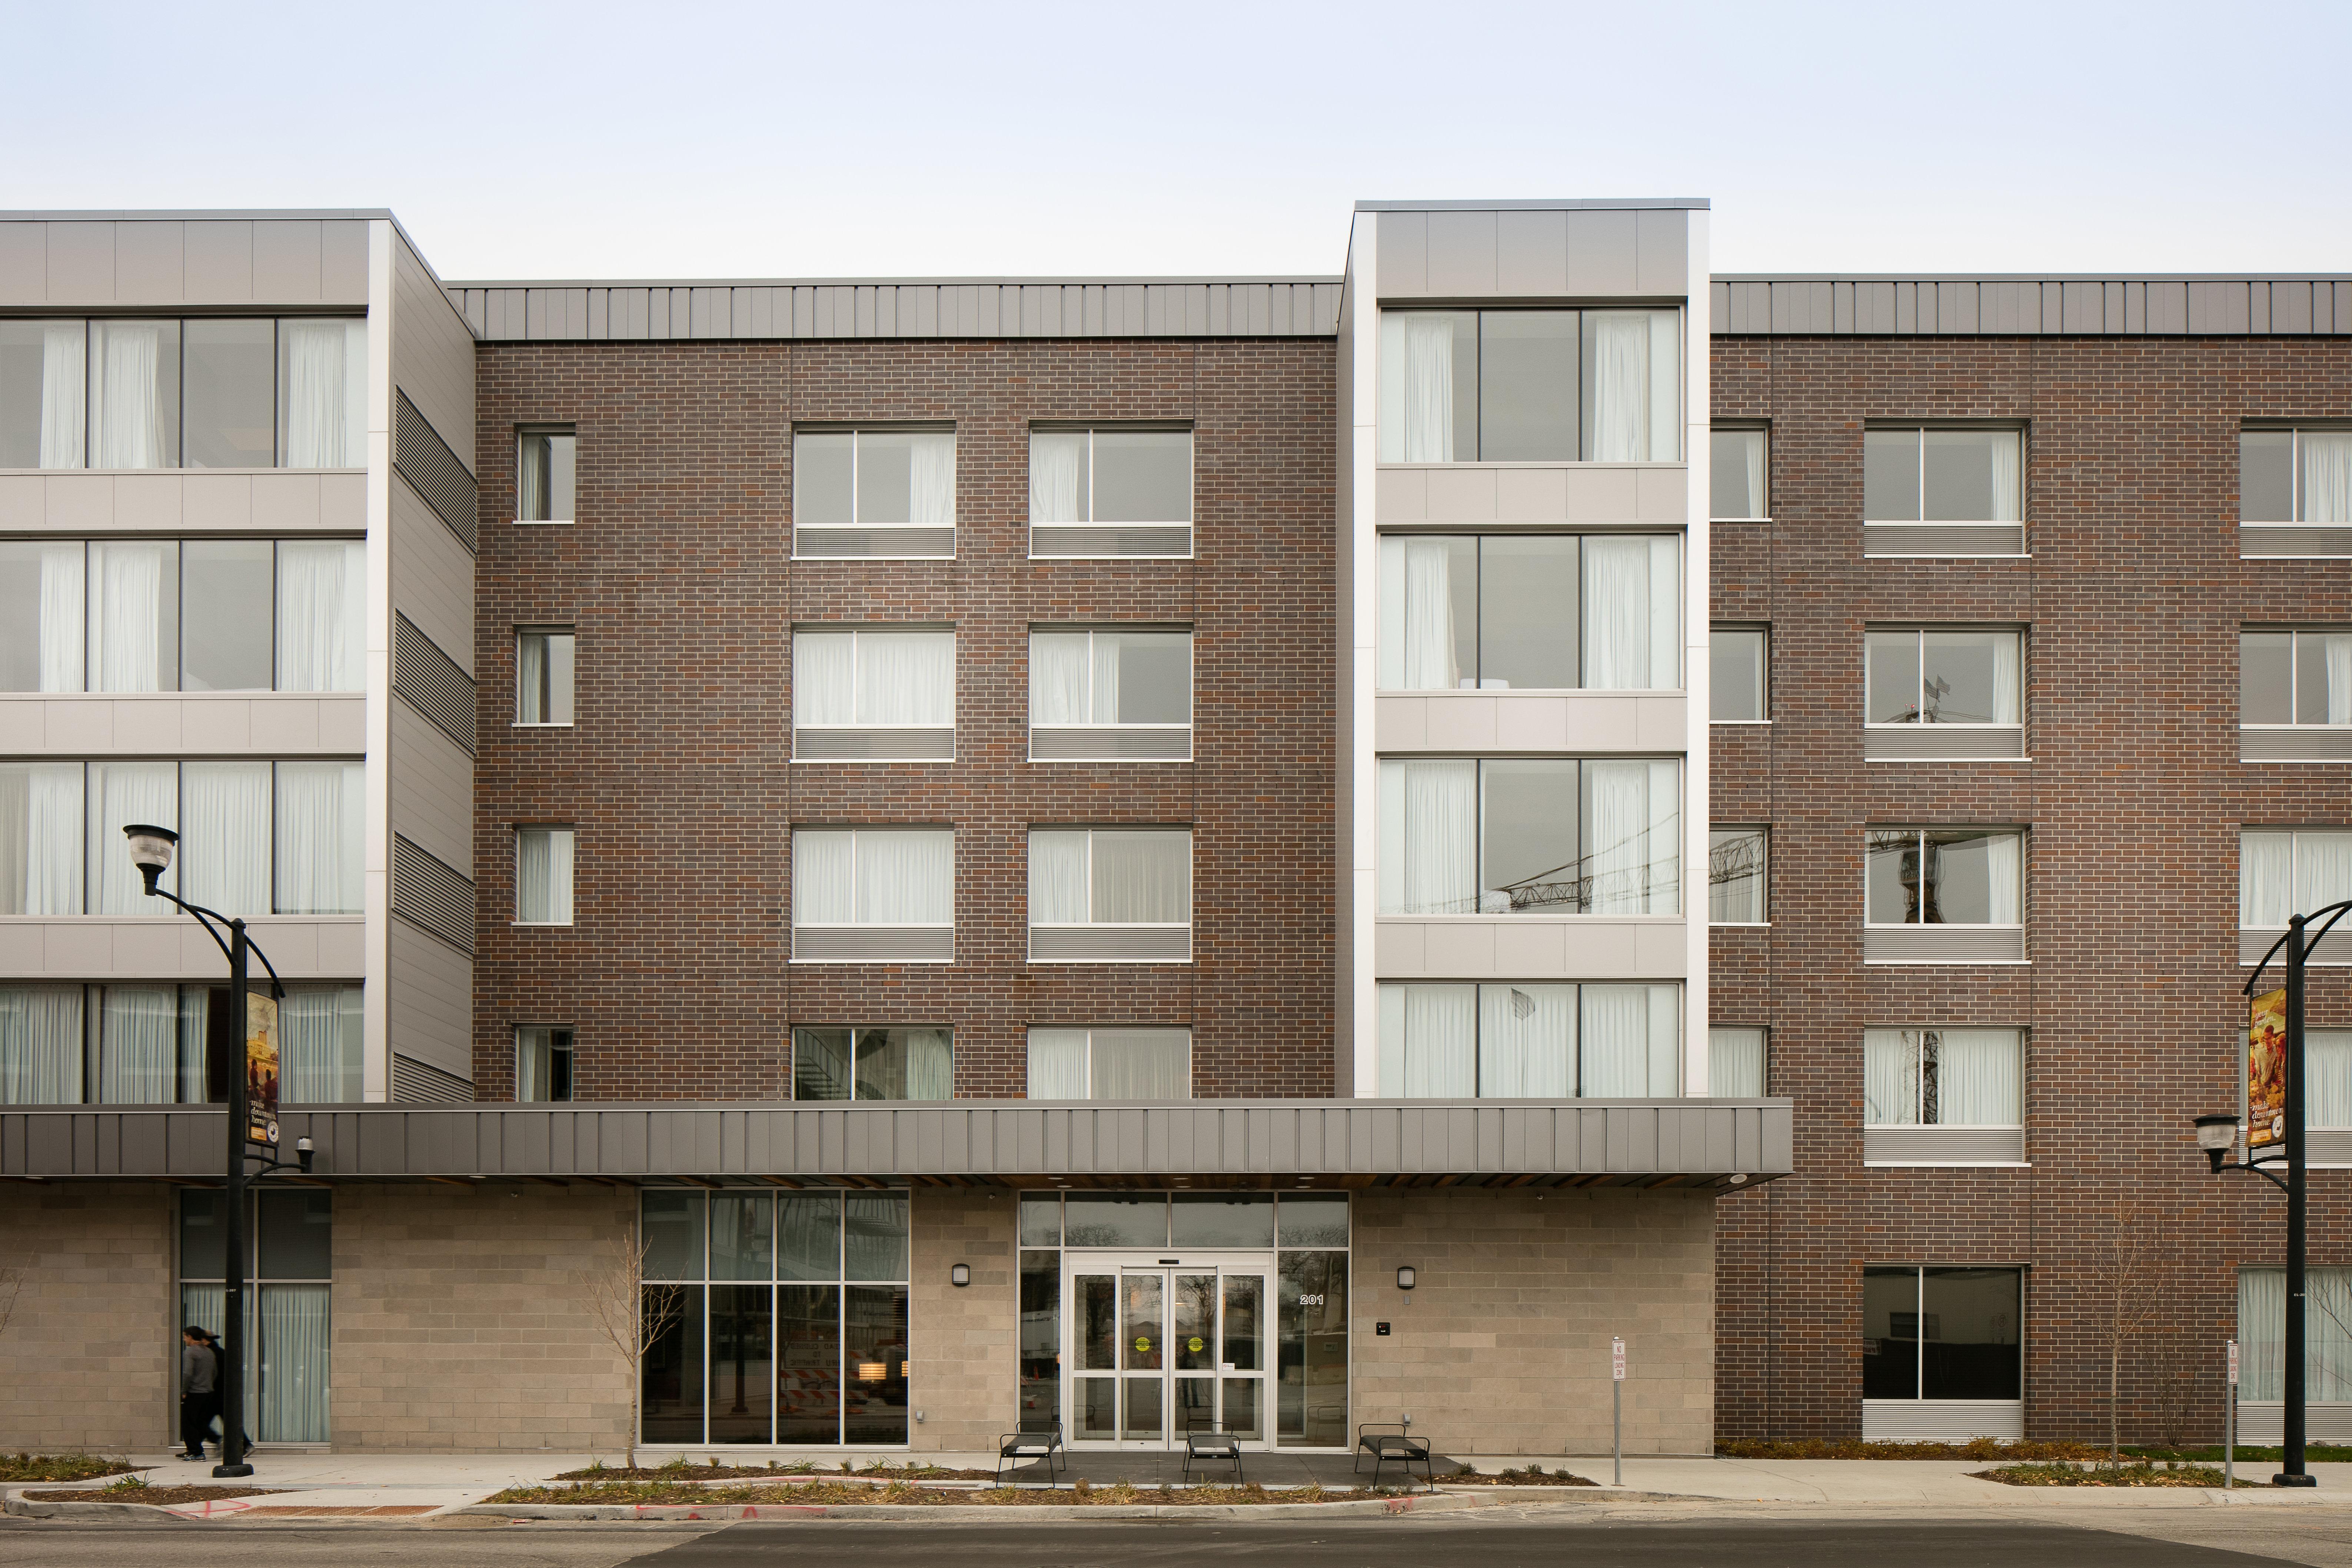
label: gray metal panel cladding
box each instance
[1710,276,2352,335]
[393,612,476,756]
[792,926,955,962]
[393,390,478,553]
[793,526,955,560]
[392,833,476,957]
[1027,925,1193,962]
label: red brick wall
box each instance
[1711,334,2352,1441]
[469,339,1336,1104]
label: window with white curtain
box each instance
[275,762,364,915]
[1,980,358,1106]
[1709,828,1766,924]
[1028,627,1192,759]
[2238,1267,2352,1402]
[516,1024,575,1102]
[1864,829,2023,926]
[793,629,955,730]
[276,320,368,469]
[791,828,955,962]
[2240,829,2352,929]
[180,1188,335,1444]
[88,539,178,692]
[1377,534,1679,692]
[1709,1028,1767,1098]
[1375,982,1680,1099]
[515,826,576,926]
[2242,629,2352,726]
[792,1026,953,1102]
[1028,428,1192,557]
[90,320,180,468]
[1865,629,2022,726]
[0,984,87,1103]
[0,762,85,915]
[794,428,956,557]
[517,430,576,523]
[1377,310,1680,463]
[2243,429,2352,525]
[0,320,88,469]
[1712,428,1768,519]
[2311,1030,2352,1129]
[1863,428,2023,523]
[1025,1027,1192,1100]
[1028,828,1192,962]
[517,629,577,725]
[1377,757,1679,916]
[1864,1029,2023,1126]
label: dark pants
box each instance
[179,1391,218,1455]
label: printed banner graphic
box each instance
[246,989,280,1148]
[2249,987,2288,1155]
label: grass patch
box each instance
[486,1479,1385,1508]
[1975,1462,2253,1489]
[0,1453,140,1483]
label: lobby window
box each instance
[179,1188,333,1442]
[1378,535,1679,692]
[791,1026,952,1101]
[515,826,575,925]
[1025,1027,1192,1099]
[1028,828,1192,962]
[1709,828,1766,924]
[1029,427,1193,558]
[640,1189,910,1446]
[790,828,954,962]
[1376,982,1680,1098]
[1029,627,1192,761]
[1708,1028,1766,1097]
[516,1025,573,1102]
[0,538,365,694]
[1377,309,1679,462]
[793,427,955,559]
[516,629,576,726]
[1712,627,1765,720]
[1862,1266,2022,1406]
[1378,757,1679,916]
[1712,427,1767,519]
[2242,428,2352,526]
[792,627,955,761]
[2240,830,2352,933]
[1865,1029,2022,1129]
[2242,629,2352,726]
[516,429,576,523]
[1863,427,2023,557]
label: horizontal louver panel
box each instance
[1861,1127,2024,1166]
[792,926,955,962]
[792,527,954,559]
[2242,526,2352,558]
[1862,524,2025,558]
[393,612,475,756]
[2240,728,2352,762]
[1861,926,2027,964]
[1863,725,2025,762]
[1029,925,1192,962]
[393,390,478,553]
[793,727,955,762]
[1028,525,1192,559]
[1029,726,1192,763]
[390,1055,473,1105]
[392,833,476,956]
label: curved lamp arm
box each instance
[2244,898,2352,997]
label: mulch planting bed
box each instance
[0,1454,139,1483]
[552,1462,998,1482]
[490,1480,1390,1507]
[1719,1438,2114,1461]
[21,1486,288,1504]
[1440,1468,1597,1486]
[1973,1463,2253,1489]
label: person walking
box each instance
[177,1326,217,1461]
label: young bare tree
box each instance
[583,1228,684,1471]
[0,1259,25,1343]
[2102,1198,2172,1463]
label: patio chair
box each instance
[1181,1407,1245,1484]
[995,1415,1066,1484]
[1354,1422,1432,1490]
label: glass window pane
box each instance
[1924,429,2020,522]
[1866,832,1916,925]
[708,1283,774,1443]
[1090,831,1190,924]
[1710,629,1764,721]
[1091,431,1191,523]
[0,320,85,469]
[88,540,178,693]
[794,432,853,525]
[0,762,86,916]
[517,630,576,724]
[2241,431,2295,523]
[90,320,179,469]
[275,540,363,693]
[1582,759,1681,915]
[1865,632,1921,724]
[1378,535,1477,690]
[1478,759,1578,913]
[2296,633,2352,726]
[183,320,276,469]
[641,1284,704,1442]
[844,1193,908,1281]
[182,541,274,692]
[89,761,177,914]
[1020,1251,1061,1427]
[641,1192,705,1280]
[1276,1251,1347,1446]
[96,984,175,1105]
[709,1192,774,1281]
[0,983,85,1103]
[1709,1028,1766,1097]
[1102,632,1191,724]
[1920,1267,2021,1401]
[179,1187,226,1280]
[1580,311,1667,462]
[1277,1193,1350,1249]
[257,1188,332,1279]
[1862,430,1919,521]
[1377,311,1476,463]
[1862,1266,1920,1400]
[778,1192,841,1281]
[1477,312,1578,461]
[1709,829,1765,924]
[1064,1192,1168,1248]
[0,540,84,692]
[181,761,270,918]
[1019,1194,1061,1247]
[1088,1029,1190,1099]
[1477,536,1577,690]
[777,1283,841,1443]
[277,320,366,469]
[845,1284,911,1443]
[1030,430,1088,523]
[792,1025,851,1100]
[1926,829,2015,925]
[1711,429,1765,518]
[2297,831,2352,910]
[855,431,916,523]
[517,433,577,521]
[276,761,364,915]
[852,1027,949,1101]
[1921,630,2016,725]
[1172,1193,1274,1248]
[256,1281,331,1442]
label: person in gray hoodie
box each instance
[178,1326,218,1460]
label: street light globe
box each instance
[122,824,178,891]
[2193,1113,2241,1153]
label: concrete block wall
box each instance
[330,1183,631,1452]
[0,1182,172,1452]
[1350,1186,1715,1456]
[906,1186,1016,1451]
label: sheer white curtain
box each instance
[39,543,84,691]
[1381,984,1474,1098]
[1029,633,1090,726]
[516,826,575,924]
[275,762,362,915]
[1982,833,2023,924]
[793,633,855,726]
[2311,1032,2352,1128]
[1027,1029,1089,1098]
[1992,633,2022,724]
[1092,1030,1191,1099]
[1477,984,1573,1097]
[909,434,955,527]
[855,830,952,924]
[281,986,360,1104]
[905,1028,952,1101]
[1398,316,1457,462]
[1987,431,2022,522]
[1404,540,1460,690]
[0,985,84,1103]
[516,1026,556,1102]
[2298,831,2352,912]
[89,541,170,692]
[91,322,169,468]
[1585,313,1657,462]
[1587,760,1679,915]
[89,762,175,914]
[856,632,954,726]
[277,541,364,692]
[1742,430,1765,517]
[1377,759,1474,914]
[258,1284,331,1442]
[1582,536,1677,689]
[1030,433,1085,523]
[181,762,270,917]
[1864,1030,1918,1123]
[1580,985,1674,1096]
[0,763,84,915]
[1089,635,1124,722]
[2324,636,2352,725]
[178,987,209,1105]
[1028,830,1088,924]
[2240,1268,2352,1402]
[1708,1029,1767,1098]
[98,985,176,1104]
[1937,1029,2022,1124]
[2303,433,2352,524]
[40,323,84,469]
[283,321,367,468]
[1091,830,1190,923]
[792,831,853,923]
[2243,831,2292,927]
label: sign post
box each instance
[1611,1336,1626,1485]
[2227,1339,2239,1489]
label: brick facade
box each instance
[1710,334,2352,1441]
[469,339,1337,1103]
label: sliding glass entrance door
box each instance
[1068,1256,1269,1449]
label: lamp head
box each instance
[2194,1112,2241,1173]
[122,824,177,893]
[295,1135,315,1175]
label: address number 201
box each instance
[1296,1293,1324,1306]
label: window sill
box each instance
[511,921,575,928]
[1375,460,1684,470]
[0,467,368,477]
[1709,921,1770,929]
[512,518,574,526]
[793,526,955,560]
[1712,515,1772,524]
[792,925,955,963]
[1377,911,1685,922]
[1711,718,1771,726]
[1029,523,1192,559]
[512,722,574,730]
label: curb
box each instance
[462,1487,1679,1522]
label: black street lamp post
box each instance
[120,825,310,1478]
[2197,897,2352,1489]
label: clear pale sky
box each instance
[6,0,2345,282]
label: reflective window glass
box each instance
[182,540,274,692]
[184,320,276,469]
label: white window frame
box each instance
[1373,981,1683,1100]
[1710,626,1767,723]
[1863,828,2025,929]
[790,627,957,730]
[513,824,575,927]
[1023,1026,1194,1101]
[790,828,956,931]
[1707,1027,1768,1098]
[1026,827,1192,963]
[2242,427,2352,526]
[1026,427,1194,560]
[1377,756,1683,918]
[1862,1028,2024,1130]
[2241,628,2352,729]
[1864,627,2023,730]
[1710,426,1769,521]
[791,427,958,560]
[1863,426,2025,527]
[2239,828,2352,932]
[514,627,575,728]
[515,428,576,525]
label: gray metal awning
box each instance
[0,1099,1790,1191]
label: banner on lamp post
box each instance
[245,989,280,1149]
[2249,987,2288,1158]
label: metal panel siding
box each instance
[393,391,480,553]
[393,611,476,754]
[1894,282,1918,334]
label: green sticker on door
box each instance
[1188,1336,1205,1352]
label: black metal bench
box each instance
[1182,1411,1245,1484]
[995,1416,1066,1484]
[1354,1422,1432,1489]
